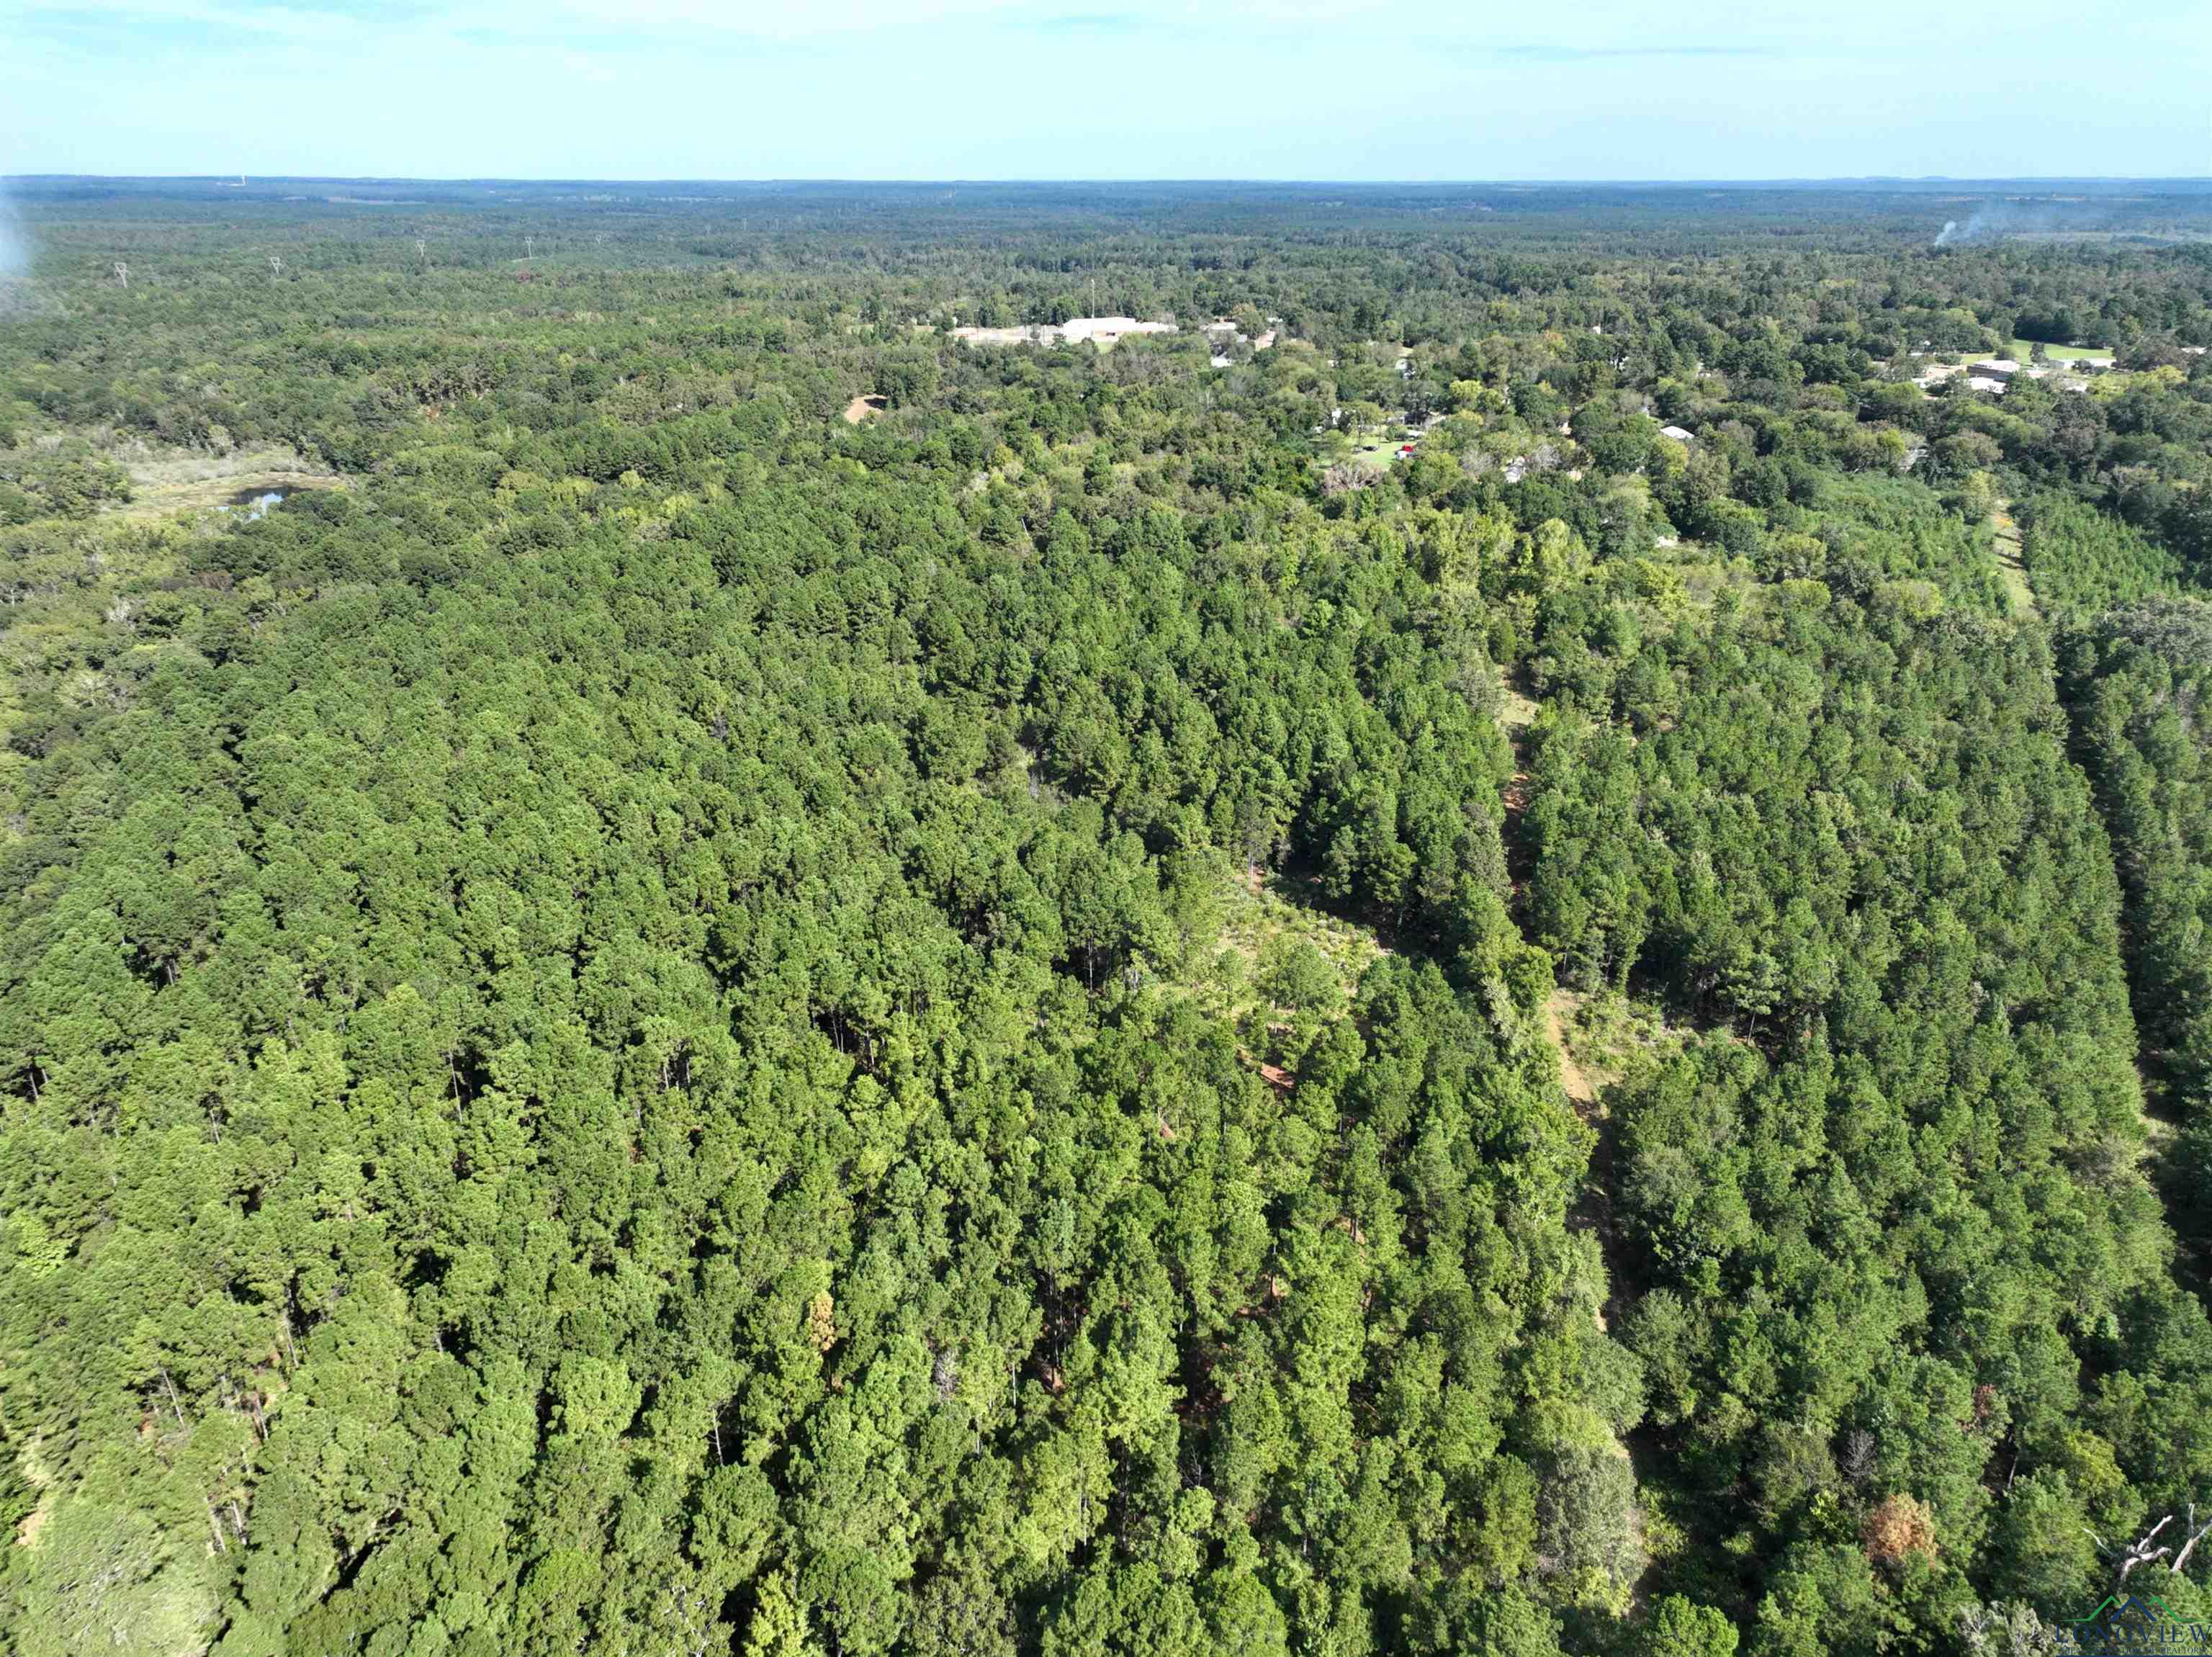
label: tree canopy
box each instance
[4,176,2212,1657]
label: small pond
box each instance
[218,488,286,521]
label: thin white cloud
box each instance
[547,0,1030,32]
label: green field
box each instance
[1934,338,2115,365]
[2008,338,2114,362]
[1349,437,1408,470]
[1310,434,1410,474]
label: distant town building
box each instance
[951,316,1178,348]
[1059,315,1177,345]
[949,323,1053,346]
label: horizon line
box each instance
[8,174,2212,189]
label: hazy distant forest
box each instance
[4,176,2212,1657]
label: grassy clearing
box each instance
[1173,861,1384,1041]
[1558,989,1689,1097]
[1310,426,1411,474]
[1498,678,1542,734]
[2008,338,2113,363]
[1346,439,1406,472]
[1991,500,2038,619]
[1547,991,1601,1106]
[108,444,343,519]
[1933,340,2114,365]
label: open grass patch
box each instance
[109,444,344,519]
[1164,859,1385,1082]
[1560,990,1689,1092]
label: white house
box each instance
[1059,316,1177,345]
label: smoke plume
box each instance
[1934,199,2100,248]
[0,184,30,297]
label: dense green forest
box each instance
[4,177,2212,1657]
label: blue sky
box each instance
[1,0,2205,179]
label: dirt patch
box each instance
[14,1500,50,1548]
[1547,991,1601,1107]
[842,394,887,425]
[12,1440,53,1548]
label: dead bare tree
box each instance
[2179,1506,2212,1576]
[1321,462,1375,497]
[2105,1514,2170,1581]
[113,261,128,288]
[2090,1506,2212,1587]
[268,255,282,277]
[1840,1427,1877,1488]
